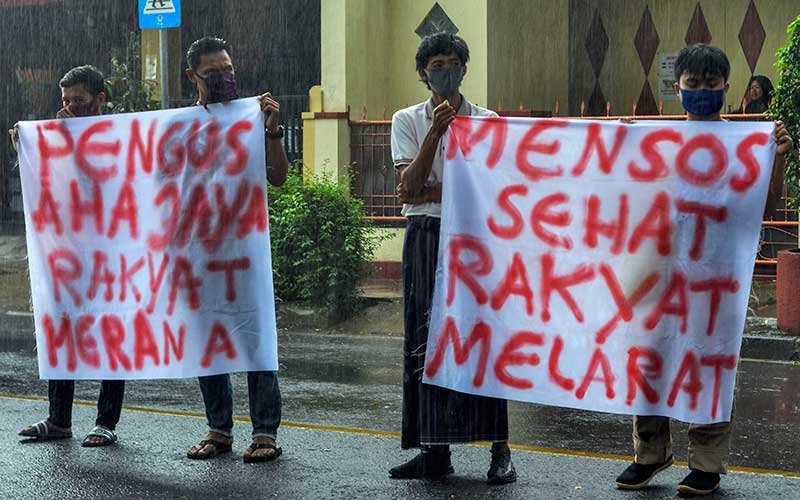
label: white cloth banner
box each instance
[423,117,776,424]
[18,97,278,380]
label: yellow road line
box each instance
[2,393,798,479]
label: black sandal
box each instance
[243,441,282,463]
[187,438,232,460]
[18,419,72,440]
[82,425,118,447]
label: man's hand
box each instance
[430,100,456,139]
[397,182,442,204]
[259,92,281,134]
[425,183,442,203]
[8,123,19,152]
[396,182,415,203]
[774,120,793,156]
[55,107,76,120]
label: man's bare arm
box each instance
[765,120,794,218]
[396,179,441,204]
[764,154,784,219]
[267,138,289,187]
[260,92,289,187]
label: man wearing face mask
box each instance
[389,32,516,485]
[11,65,126,448]
[182,36,289,464]
[614,44,792,496]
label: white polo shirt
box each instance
[391,97,497,218]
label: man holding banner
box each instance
[419,41,791,497]
[14,65,126,447]
[182,36,289,464]
[613,44,792,496]
[389,32,516,484]
[15,41,284,461]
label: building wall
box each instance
[320,0,799,120]
[487,0,570,113]
[320,0,489,119]
[568,0,799,116]
[385,0,489,114]
[315,0,800,270]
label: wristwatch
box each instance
[267,125,284,139]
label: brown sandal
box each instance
[243,441,282,463]
[187,438,232,460]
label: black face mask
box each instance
[201,71,239,103]
[69,97,98,117]
[424,67,465,98]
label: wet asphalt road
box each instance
[0,331,799,499]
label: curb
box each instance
[741,334,800,361]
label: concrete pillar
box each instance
[301,86,323,177]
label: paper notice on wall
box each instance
[658,52,680,102]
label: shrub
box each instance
[267,167,387,320]
[770,15,800,209]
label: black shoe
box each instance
[487,446,517,485]
[389,450,454,479]
[615,456,674,490]
[677,469,720,496]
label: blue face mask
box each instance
[679,88,725,116]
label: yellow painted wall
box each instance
[346,0,393,117]
[320,0,489,119]
[321,0,349,111]
[140,29,182,103]
[312,117,351,180]
[321,0,799,119]
[373,228,405,261]
[487,0,570,113]
[384,0,489,115]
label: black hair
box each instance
[415,31,469,72]
[748,75,774,102]
[186,36,231,70]
[59,65,105,95]
[674,44,730,82]
[744,74,775,113]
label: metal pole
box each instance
[159,28,169,109]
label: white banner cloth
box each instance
[423,117,776,424]
[18,97,278,380]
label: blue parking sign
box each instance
[139,0,181,29]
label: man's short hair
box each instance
[415,32,469,71]
[59,65,105,95]
[674,44,730,82]
[186,36,231,70]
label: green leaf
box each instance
[771,16,800,209]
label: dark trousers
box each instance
[401,215,509,449]
[197,371,282,439]
[47,380,125,430]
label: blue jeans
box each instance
[197,371,282,439]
